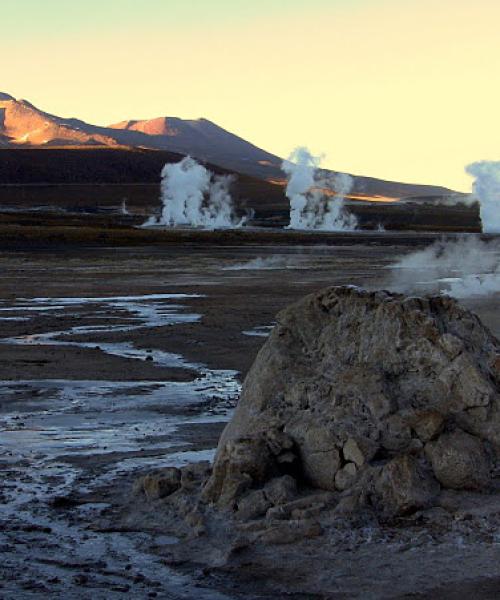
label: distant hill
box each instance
[0,147,478,232]
[0,96,118,147]
[0,92,456,199]
[0,147,184,184]
[107,117,283,181]
[0,93,282,181]
[0,147,288,223]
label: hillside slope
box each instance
[0,93,456,199]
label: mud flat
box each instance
[0,232,499,598]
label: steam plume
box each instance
[282,147,357,231]
[466,161,500,233]
[223,256,299,271]
[386,236,500,298]
[120,200,130,215]
[144,157,244,228]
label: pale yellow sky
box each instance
[3,0,500,191]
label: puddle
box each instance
[242,324,275,338]
[0,292,238,482]
[0,293,202,327]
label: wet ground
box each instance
[0,234,499,599]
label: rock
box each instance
[203,286,499,520]
[411,411,444,442]
[419,506,452,526]
[333,491,364,516]
[264,429,300,474]
[139,467,181,500]
[266,492,335,521]
[212,473,252,509]
[184,509,205,529]
[335,463,357,491]
[265,429,295,456]
[265,505,291,520]
[343,438,365,467]
[180,462,211,491]
[406,438,425,454]
[380,415,412,451]
[290,504,326,520]
[202,437,272,507]
[438,333,464,360]
[263,475,297,505]
[284,421,340,491]
[374,455,440,519]
[425,430,492,490]
[236,490,271,520]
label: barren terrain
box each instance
[0,229,498,599]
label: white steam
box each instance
[144,157,244,228]
[223,256,300,271]
[387,236,500,298]
[283,147,357,231]
[120,200,130,215]
[466,161,500,233]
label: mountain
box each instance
[0,92,455,199]
[107,117,283,181]
[0,93,282,180]
[0,95,119,147]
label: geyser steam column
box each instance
[144,156,245,228]
[466,161,500,234]
[283,147,358,231]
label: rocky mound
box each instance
[201,286,500,520]
[126,286,500,595]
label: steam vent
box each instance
[202,286,500,520]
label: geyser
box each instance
[466,161,500,233]
[144,156,244,229]
[283,147,357,231]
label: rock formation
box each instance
[128,285,500,596]
[201,286,499,520]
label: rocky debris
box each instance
[135,462,212,501]
[201,433,296,508]
[180,462,212,492]
[200,286,499,523]
[135,467,181,500]
[254,519,323,545]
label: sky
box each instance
[3,0,500,191]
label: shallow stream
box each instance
[0,292,240,598]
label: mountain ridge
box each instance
[0,92,455,199]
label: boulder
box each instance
[203,286,499,519]
[425,430,492,490]
[411,411,445,443]
[373,455,440,518]
[138,467,181,500]
[263,475,297,505]
[343,438,365,467]
[335,463,358,491]
[236,489,271,521]
[202,436,273,507]
[284,421,340,490]
[180,461,212,491]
